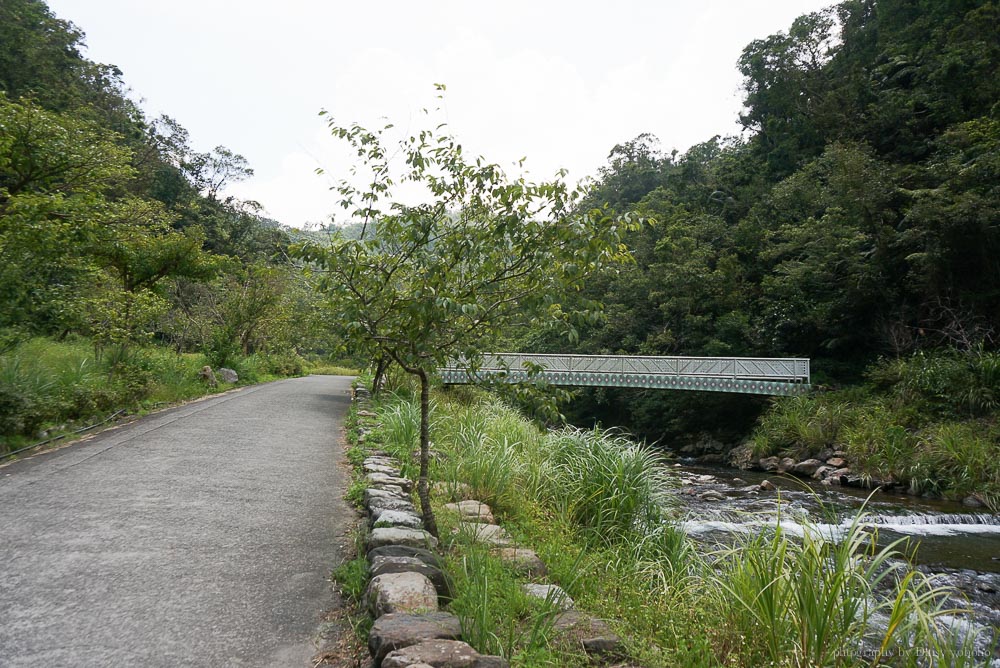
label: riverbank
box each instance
[743,349,1000,512]
[339,380,992,667]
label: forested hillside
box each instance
[519,0,999,487]
[0,0,336,453]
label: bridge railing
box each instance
[444,353,810,384]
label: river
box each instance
[669,462,999,663]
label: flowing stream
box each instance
[668,462,1000,661]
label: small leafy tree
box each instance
[294,90,640,535]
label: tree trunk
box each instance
[372,355,389,396]
[416,368,438,537]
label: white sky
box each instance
[46,0,832,229]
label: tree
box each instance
[294,95,640,535]
[0,94,133,332]
[86,197,218,353]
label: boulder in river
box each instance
[759,456,781,471]
[791,459,824,477]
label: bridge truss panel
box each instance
[441,353,811,396]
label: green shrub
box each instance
[261,350,307,376]
[0,383,43,435]
[752,392,862,457]
[871,349,1000,418]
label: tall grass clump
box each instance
[537,427,673,548]
[379,392,423,476]
[707,504,971,666]
[435,398,541,509]
[752,391,864,458]
[445,542,568,663]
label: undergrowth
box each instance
[0,335,303,456]
[364,384,985,667]
[752,348,1000,507]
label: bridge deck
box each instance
[440,353,811,396]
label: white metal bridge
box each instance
[440,353,811,396]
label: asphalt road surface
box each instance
[0,375,356,667]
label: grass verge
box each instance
[362,384,987,667]
[0,335,303,457]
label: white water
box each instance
[682,512,1000,539]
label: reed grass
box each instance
[368,388,984,667]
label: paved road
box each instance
[0,375,356,668]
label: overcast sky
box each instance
[46,0,832,229]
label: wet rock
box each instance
[732,478,747,486]
[729,443,755,469]
[760,479,777,491]
[366,572,438,617]
[826,457,847,468]
[373,510,424,530]
[368,527,438,551]
[697,490,726,502]
[495,548,547,577]
[368,612,463,663]
[812,465,835,480]
[840,474,867,488]
[791,459,824,476]
[551,611,622,656]
[778,457,797,472]
[759,456,781,472]
[382,640,508,668]
[963,493,987,508]
[443,500,494,524]
[367,545,443,569]
[522,583,574,610]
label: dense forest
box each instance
[514,0,1000,500]
[2,0,998,502]
[0,0,338,451]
